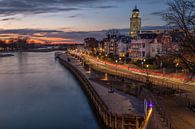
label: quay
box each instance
[58,53,145,129]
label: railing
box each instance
[77,56,183,129]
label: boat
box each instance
[0,53,14,57]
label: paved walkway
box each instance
[69,52,195,129]
[60,54,144,116]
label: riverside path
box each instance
[58,53,146,129]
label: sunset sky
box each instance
[0,0,168,31]
[0,0,169,43]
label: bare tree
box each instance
[162,0,195,75]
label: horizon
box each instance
[0,26,169,44]
[0,0,169,44]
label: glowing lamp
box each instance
[148,103,153,108]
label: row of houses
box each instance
[84,31,177,61]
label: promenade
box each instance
[60,54,144,116]
[59,53,145,129]
[69,51,195,129]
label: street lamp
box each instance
[145,64,150,88]
[115,60,118,75]
[176,63,179,73]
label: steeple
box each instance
[133,4,139,12]
[129,5,141,38]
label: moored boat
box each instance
[0,53,14,57]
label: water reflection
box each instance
[0,52,102,129]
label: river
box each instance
[0,52,103,129]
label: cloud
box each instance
[95,5,117,9]
[0,0,124,17]
[0,18,17,21]
[0,26,168,43]
[147,0,166,4]
[67,14,82,18]
[0,7,80,17]
[0,29,62,35]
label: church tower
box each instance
[130,5,141,38]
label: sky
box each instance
[0,0,170,44]
[0,0,169,44]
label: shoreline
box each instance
[58,54,145,129]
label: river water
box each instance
[0,52,103,129]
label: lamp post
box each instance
[115,60,118,75]
[105,54,108,63]
[119,57,122,63]
[142,59,146,69]
[176,63,179,73]
[146,64,149,76]
[145,64,150,88]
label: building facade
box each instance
[129,33,165,60]
[103,35,131,58]
[118,36,131,59]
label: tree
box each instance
[161,0,195,75]
[14,37,29,50]
[0,40,7,51]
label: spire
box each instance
[135,5,137,10]
[133,5,139,12]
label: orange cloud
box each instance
[0,33,76,44]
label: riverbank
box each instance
[58,54,145,129]
[69,51,195,129]
[0,49,54,53]
[0,53,14,57]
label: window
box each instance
[142,43,145,48]
[142,51,145,57]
